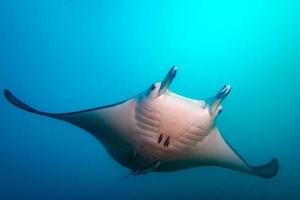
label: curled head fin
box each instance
[157,66,178,97]
[207,84,231,118]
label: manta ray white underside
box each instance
[4,66,279,178]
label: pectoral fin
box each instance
[3,89,130,136]
[3,89,127,120]
[4,89,57,118]
[194,128,279,178]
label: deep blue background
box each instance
[1,1,300,199]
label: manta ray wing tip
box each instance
[4,89,11,98]
[3,89,47,116]
[4,89,17,105]
[3,89,20,108]
[252,158,279,179]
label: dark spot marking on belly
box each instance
[164,136,170,147]
[158,134,163,144]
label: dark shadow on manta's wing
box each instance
[3,89,128,118]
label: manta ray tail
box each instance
[4,89,58,118]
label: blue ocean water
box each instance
[0,0,299,199]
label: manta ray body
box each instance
[4,66,279,178]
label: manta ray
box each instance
[4,66,279,178]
